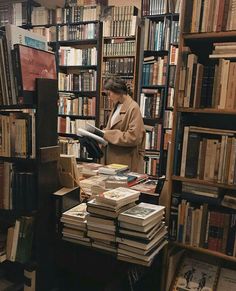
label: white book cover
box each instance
[5,24,48,50]
[62,203,88,221]
[118,203,165,225]
[96,187,140,206]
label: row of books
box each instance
[103,41,135,57]
[59,137,81,159]
[0,162,37,211]
[58,71,97,92]
[180,126,236,185]
[0,1,27,27]
[58,117,95,135]
[32,5,101,26]
[144,19,170,51]
[186,0,236,33]
[170,20,179,44]
[163,110,173,129]
[61,188,167,266]
[171,198,236,256]
[142,0,182,16]
[145,124,162,151]
[0,111,35,158]
[58,23,98,41]
[103,17,138,38]
[142,56,168,86]
[178,47,236,109]
[31,26,57,42]
[59,47,97,66]
[103,58,134,75]
[140,89,164,119]
[2,216,34,265]
[58,95,96,117]
[105,6,138,21]
[144,154,160,176]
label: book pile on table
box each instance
[61,203,90,246]
[79,175,108,199]
[86,187,140,253]
[117,202,168,266]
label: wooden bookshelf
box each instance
[172,176,236,190]
[165,0,236,289]
[172,242,236,263]
[178,108,236,115]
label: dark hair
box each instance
[104,77,128,95]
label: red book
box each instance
[13,44,57,104]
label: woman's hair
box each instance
[104,77,128,95]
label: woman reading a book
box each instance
[101,77,146,173]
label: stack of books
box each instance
[61,203,90,247]
[79,175,108,198]
[117,203,167,266]
[98,163,129,175]
[86,187,140,253]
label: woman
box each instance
[102,77,146,173]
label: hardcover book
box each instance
[173,256,219,291]
[118,202,165,226]
[13,44,57,104]
[96,187,140,207]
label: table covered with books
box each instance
[54,160,168,267]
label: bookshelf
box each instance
[99,5,141,128]
[0,78,59,291]
[165,0,236,289]
[140,0,180,177]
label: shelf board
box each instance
[0,104,36,110]
[183,31,236,41]
[103,36,135,40]
[142,85,165,89]
[144,50,168,56]
[51,39,97,46]
[178,108,236,115]
[103,55,135,58]
[57,20,99,26]
[172,176,236,190]
[59,65,97,70]
[58,133,78,138]
[102,74,134,79]
[58,90,97,96]
[0,156,36,163]
[58,114,96,119]
[172,242,236,263]
[144,13,179,20]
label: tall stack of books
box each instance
[117,202,167,266]
[61,203,90,247]
[86,187,140,253]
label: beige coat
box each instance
[103,95,146,173]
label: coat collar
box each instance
[108,95,133,129]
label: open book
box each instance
[77,128,107,146]
[85,122,105,137]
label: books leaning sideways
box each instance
[61,203,90,247]
[87,187,140,253]
[117,203,167,266]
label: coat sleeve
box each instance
[103,106,144,147]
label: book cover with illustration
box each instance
[173,256,219,291]
[118,203,165,225]
[96,187,140,206]
[62,203,88,222]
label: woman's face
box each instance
[107,90,122,104]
